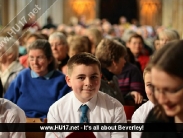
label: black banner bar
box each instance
[0,123,182,132]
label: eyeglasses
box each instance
[28,56,46,62]
[153,84,183,96]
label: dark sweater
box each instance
[4,68,71,118]
[141,106,183,138]
[117,62,145,97]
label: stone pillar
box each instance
[8,0,16,26]
[162,0,183,38]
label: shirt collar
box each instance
[72,91,98,113]
[31,70,54,80]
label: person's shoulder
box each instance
[51,70,67,83]
[144,105,172,123]
[0,98,26,123]
[10,68,30,81]
[49,92,72,110]
[52,70,65,77]
[125,62,141,72]
[135,101,154,113]
[0,98,21,109]
[98,91,122,107]
[18,68,30,76]
[16,61,24,69]
[132,101,154,122]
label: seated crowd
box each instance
[0,15,182,138]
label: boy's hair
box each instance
[95,38,126,68]
[143,64,151,79]
[67,52,101,75]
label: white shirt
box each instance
[131,100,154,138]
[0,98,26,138]
[46,91,127,138]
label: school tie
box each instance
[80,105,89,123]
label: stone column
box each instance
[162,0,183,38]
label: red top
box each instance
[19,54,28,68]
[138,55,150,71]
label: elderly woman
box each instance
[0,37,24,95]
[48,32,69,72]
[141,40,183,138]
[4,39,71,118]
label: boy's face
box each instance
[66,64,101,103]
[144,72,154,103]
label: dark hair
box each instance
[95,38,126,68]
[128,33,144,45]
[27,39,56,71]
[67,52,101,75]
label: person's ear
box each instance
[65,75,72,87]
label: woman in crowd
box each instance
[95,38,126,104]
[131,66,154,138]
[19,33,45,68]
[84,27,103,55]
[4,39,71,119]
[48,32,69,72]
[141,40,183,138]
[0,37,24,95]
[156,29,179,50]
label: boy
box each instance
[46,52,127,138]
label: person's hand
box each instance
[130,91,143,104]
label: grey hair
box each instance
[0,37,19,60]
[49,32,68,45]
[158,29,179,41]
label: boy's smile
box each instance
[66,64,101,103]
